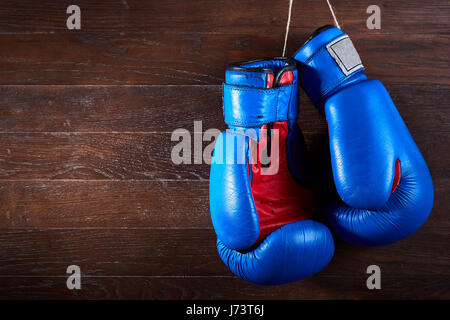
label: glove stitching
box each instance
[225,85,292,126]
[226,118,280,127]
[223,84,279,94]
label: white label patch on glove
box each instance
[326,35,364,76]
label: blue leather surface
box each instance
[324,80,434,245]
[217,220,334,285]
[294,27,366,111]
[223,83,293,127]
[210,131,260,250]
[225,69,269,88]
[293,27,434,246]
[223,66,298,128]
[209,59,335,284]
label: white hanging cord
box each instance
[282,0,294,57]
[326,0,341,29]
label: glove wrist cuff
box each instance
[223,83,297,127]
[223,58,299,128]
[294,26,367,111]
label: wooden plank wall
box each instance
[0,0,448,299]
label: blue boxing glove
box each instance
[209,58,334,285]
[293,26,434,246]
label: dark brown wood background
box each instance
[0,0,448,299]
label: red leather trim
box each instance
[251,122,316,242]
[248,70,315,243]
[279,71,293,86]
[266,73,274,89]
[390,159,401,195]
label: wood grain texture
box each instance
[0,132,210,179]
[0,228,225,277]
[0,0,448,300]
[0,32,275,85]
[0,33,447,85]
[0,227,447,299]
[306,0,450,35]
[0,0,447,85]
[0,131,447,180]
[0,84,448,133]
[0,0,446,35]
[0,274,448,300]
[0,0,291,34]
[0,181,210,228]
[0,176,447,229]
[0,85,223,132]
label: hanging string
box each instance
[282,0,294,57]
[326,0,341,29]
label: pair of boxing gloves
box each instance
[209,26,434,285]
